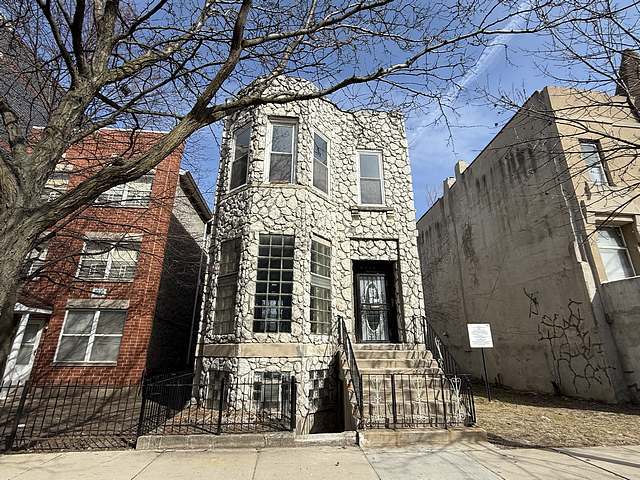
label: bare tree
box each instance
[0,0,586,360]
[482,0,640,233]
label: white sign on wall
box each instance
[467,323,493,349]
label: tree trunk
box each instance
[0,213,39,375]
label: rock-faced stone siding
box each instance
[199,77,425,430]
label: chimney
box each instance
[616,50,640,100]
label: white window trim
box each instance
[597,226,636,281]
[312,131,330,196]
[76,240,140,282]
[228,124,251,192]
[356,150,385,205]
[310,236,332,336]
[265,119,298,184]
[27,244,49,276]
[54,309,126,364]
[579,141,610,186]
[95,175,154,208]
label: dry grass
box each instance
[474,384,640,448]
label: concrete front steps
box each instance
[351,342,469,432]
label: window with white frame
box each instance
[268,121,296,183]
[41,172,70,202]
[25,241,49,277]
[313,133,329,194]
[96,175,153,207]
[596,226,635,281]
[213,238,240,335]
[77,240,140,281]
[310,238,331,334]
[580,141,609,185]
[358,151,384,204]
[230,126,250,190]
[253,234,295,333]
[56,309,126,363]
[252,371,290,410]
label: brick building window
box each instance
[267,121,297,183]
[96,175,153,207]
[55,309,126,363]
[24,241,49,277]
[213,238,241,335]
[310,239,331,334]
[253,234,294,333]
[596,226,635,281]
[357,151,384,204]
[313,133,329,194]
[77,240,140,281]
[41,172,70,202]
[230,126,250,190]
[253,371,290,410]
[580,141,609,185]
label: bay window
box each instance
[313,133,329,194]
[268,121,296,183]
[230,126,250,190]
[253,234,295,333]
[310,239,331,334]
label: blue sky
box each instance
[183,31,612,219]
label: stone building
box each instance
[417,52,640,403]
[198,77,428,432]
[1,128,211,385]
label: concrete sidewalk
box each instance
[1,443,639,479]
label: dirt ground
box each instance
[473,384,640,448]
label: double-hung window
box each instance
[596,226,635,281]
[41,172,70,202]
[313,133,329,194]
[230,126,250,190]
[56,309,126,363]
[580,141,609,185]
[96,175,153,207]
[25,241,49,277]
[213,238,241,334]
[77,240,140,281]
[253,234,294,333]
[358,151,384,204]
[310,239,331,334]
[268,121,296,183]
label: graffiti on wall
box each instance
[523,288,612,394]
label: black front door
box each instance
[354,261,397,343]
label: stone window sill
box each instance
[351,205,394,213]
[52,361,118,367]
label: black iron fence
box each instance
[0,370,297,452]
[0,380,141,452]
[138,371,297,436]
[360,373,476,429]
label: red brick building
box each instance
[1,128,211,385]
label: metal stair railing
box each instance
[337,315,363,423]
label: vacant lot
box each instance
[474,384,640,447]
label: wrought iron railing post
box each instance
[216,376,226,435]
[440,375,448,429]
[390,374,397,428]
[290,376,297,432]
[6,381,31,452]
[136,376,148,438]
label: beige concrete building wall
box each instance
[417,88,629,402]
